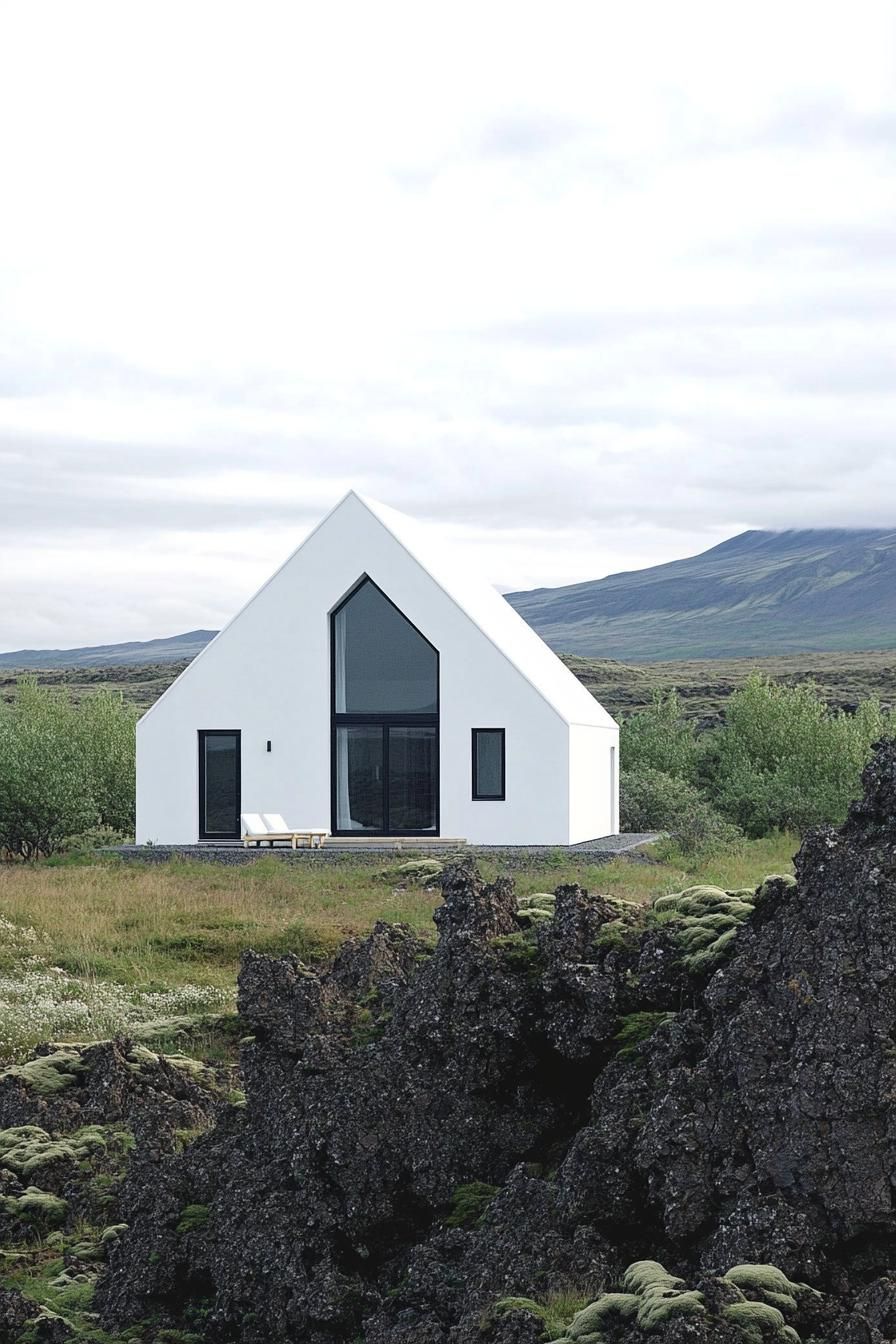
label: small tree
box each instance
[707,675,895,836]
[0,679,137,857]
[619,765,740,855]
[0,680,97,857]
[75,688,138,833]
[620,689,701,782]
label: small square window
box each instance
[472,729,505,800]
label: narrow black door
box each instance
[199,731,241,840]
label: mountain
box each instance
[4,529,896,669]
[0,630,217,669]
[505,528,896,660]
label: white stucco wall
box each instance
[568,722,619,845]
[136,493,618,846]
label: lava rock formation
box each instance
[30,744,896,1339]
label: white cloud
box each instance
[0,0,894,648]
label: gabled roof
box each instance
[141,490,617,730]
[354,492,616,730]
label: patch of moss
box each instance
[491,1295,547,1321]
[491,932,541,975]
[753,874,797,911]
[0,1225,139,1342]
[516,893,556,928]
[613,1012,673,1059]
[593,918,640,953]
[545,1259,809,1344]
[175,1202,210,1235]
[517,894,556,911]
[722,1300,801,1343]
[0,1122,112,1181]
[445,1181,499,1229]
[723,1263,820,1311]
[380,858,444,885]
[126,1044,224,1094]
[1,1186,69,1226]
[647,881,771,974]
[0,1049,86,1096]
[560,1291,638,1338]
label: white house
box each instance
[136,491,619,846]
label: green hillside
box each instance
[506,528,896,660]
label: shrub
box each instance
[620,766,740,855]
[75,689,138,833]
[620,690,701,782]
[0,679,137,857]
[705,676,895,837]
[0,681,98,858]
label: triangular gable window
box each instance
[333,578,437,714]
[331,579,439,835]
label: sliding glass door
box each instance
[199,731,241,840]
[388,726,437,832]
[335,725,384,833]
[334,723,438,834]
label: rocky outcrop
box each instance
[33,740,896,1340]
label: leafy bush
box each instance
[705,676,895,837]
[0,679,137,857]
[76,688,138,833]
[620,766,740,855]
[621,676,895,842]
[620,690,701,782]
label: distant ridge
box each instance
[4,529,896,668]
[0,630,217,670]
[505,528,896,660]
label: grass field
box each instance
[0,837,797,1058]
[4,649,894,724]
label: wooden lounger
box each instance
[240,813,329,849]
[261,814,329,849]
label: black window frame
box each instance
[472,727,505,801]
[198,729,242,840]
[330,576,440,836]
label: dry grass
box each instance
[0,836,798,992]
[0,856,443,989]
[0,839,799,1057]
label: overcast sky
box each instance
[2,1,895,651]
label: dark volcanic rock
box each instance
[0,1285,34,1339]
[0,1038,221,1141]
[100,864,595,1341]
[92,741,896,1343]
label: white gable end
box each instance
[356,493,615,730]
[136,492,619,846]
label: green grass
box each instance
[0,836,797,1059]
[1,838,798,984]
[478,833,797,905]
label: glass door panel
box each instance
[388,726,437,833]
[335,725,384,832]
[200,732,240,839]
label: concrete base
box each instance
[101,834,660,866]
